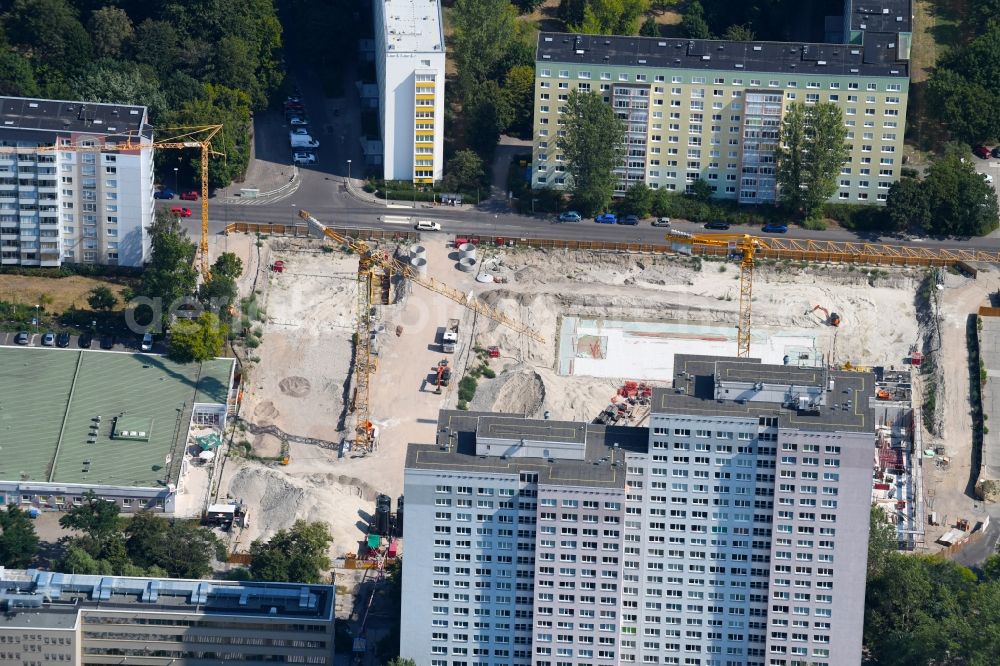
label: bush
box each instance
[802,217,828,231]
[457,399,469,410]
[820,203,891,231]
[245,336,261,348]
[458,376,478,402]
[482,367,496,379]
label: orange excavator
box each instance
[433,360,451,395]
[808,304,841,327]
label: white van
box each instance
[415,220,441,231]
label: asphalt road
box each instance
[167,69,1000,254]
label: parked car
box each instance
[292,152,316,165]
[974,145,991,159]
[100,334,115,350]
[170,206,193,217]
[14,331,29,345]
[416,220,441,231]
[704,220,731,230]
[289,117,308,126]
[558,211,582,223]
[618,215,640,226]
[41,332,55,346]
[153,188,175,199]
[141,332,154,352]
[291,127,310,136]
[761,223,789,233]
[56,332,71,347]
[179,191,199,201]
[651,217,671,227]
[286,95,302,104]
[595,213,617,224]
[78,332,93,348]
[992,146,1000,159]
[984,173,994,184]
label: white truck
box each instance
[289,132,320,149]
[441,318,459,353]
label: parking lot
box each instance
[0,330,157,353]
[972,146,1000,202]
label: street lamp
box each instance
[173,167,179,193]
[346,159,351,185]
[34,304,39,334]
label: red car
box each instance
[170,206,193,217]
[179,191,199,201]
[974,145,991,159]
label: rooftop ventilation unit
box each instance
[817,60,827,65]
[753,45,762,51]
[658,41,666,47]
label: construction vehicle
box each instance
[807,304,841,326]
[297,209,544,450]
[665,230,1000,358]
[433,360,451,394]
[441,318,460,353]
[1,125,224,280]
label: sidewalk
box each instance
[343,176,477,214]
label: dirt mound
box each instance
[278,376,311,397]
[490,370,545,417]
[227,464,304,534]
[253,401,279,423]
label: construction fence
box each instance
[224,222,419,244]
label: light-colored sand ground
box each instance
[206,233,988,563]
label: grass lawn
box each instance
[0,275,131,314]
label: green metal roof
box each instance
[0,348,234,489]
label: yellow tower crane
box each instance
[1,125,224,279]
[298,210,545,450]
[665,230,1000,358]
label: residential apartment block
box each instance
[0,97,154,267]
[0,568,335,665]
[372,0,446,184]
[401,355,874,666]
[531,1,911,204]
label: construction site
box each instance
[198,219,999,580]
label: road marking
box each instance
[381,215,412,225]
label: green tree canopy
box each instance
[621,182,654,217]
[69,58,168,122]
[452,0,518,94]
[444,149,486,193]
[87,6,134,58]
[775,102,849,217]
[502,65,536,138]
[137,210,198,326]
[87,285,118,312]
[0,505,40,568]
[212,252,244,281]
[680,0,711,39]
[885,178,931,233]
[124,512,217,579]
[558,90,626,216]
[249,520,332,583]
[168,311,227,363]
[59,490,121,557]
[922,150,1000,236]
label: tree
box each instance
[866,504,896,579]
[124,512,217,579]
[0,50,40,97]
[249,520,332,583]
[87,6,134,58]
[639,17,660,37]
[59,490,121,557]
[464,80,511,159]
[775,102,849,217]
[7,0,94,78]
[558,0,587,27]
[0,505,39,567]
[137,210,198,325]
[927,26,1000,144]
[513,0,546,11]
[723,23,756,41]
[621,182,654,217]
[169,83,252,188]
[922,150,999,236]
[385,659,417,666]
[568,0,651,35]
[69,59,168,122]
[689,178,713,203]
[444,150,485,193]
[681,0,711,39]
[211,252,243,280]
[502,65,536,138]
[558,90,626,216]
[133,19,180,77]
[87,286,118,312]
[886,178,931,233]
[452,0,518,94]
[168,311,227,363]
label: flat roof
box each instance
[477,415,587,445]
[406,411,648,489]
[0,569,334,629]
[0,96,148,137]
[654,355,875,432]
[536,32,909,78]
[847,0,912,34]
[0,348,233,488]
[381,0,444,54]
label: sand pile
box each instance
[472,367,545,417]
